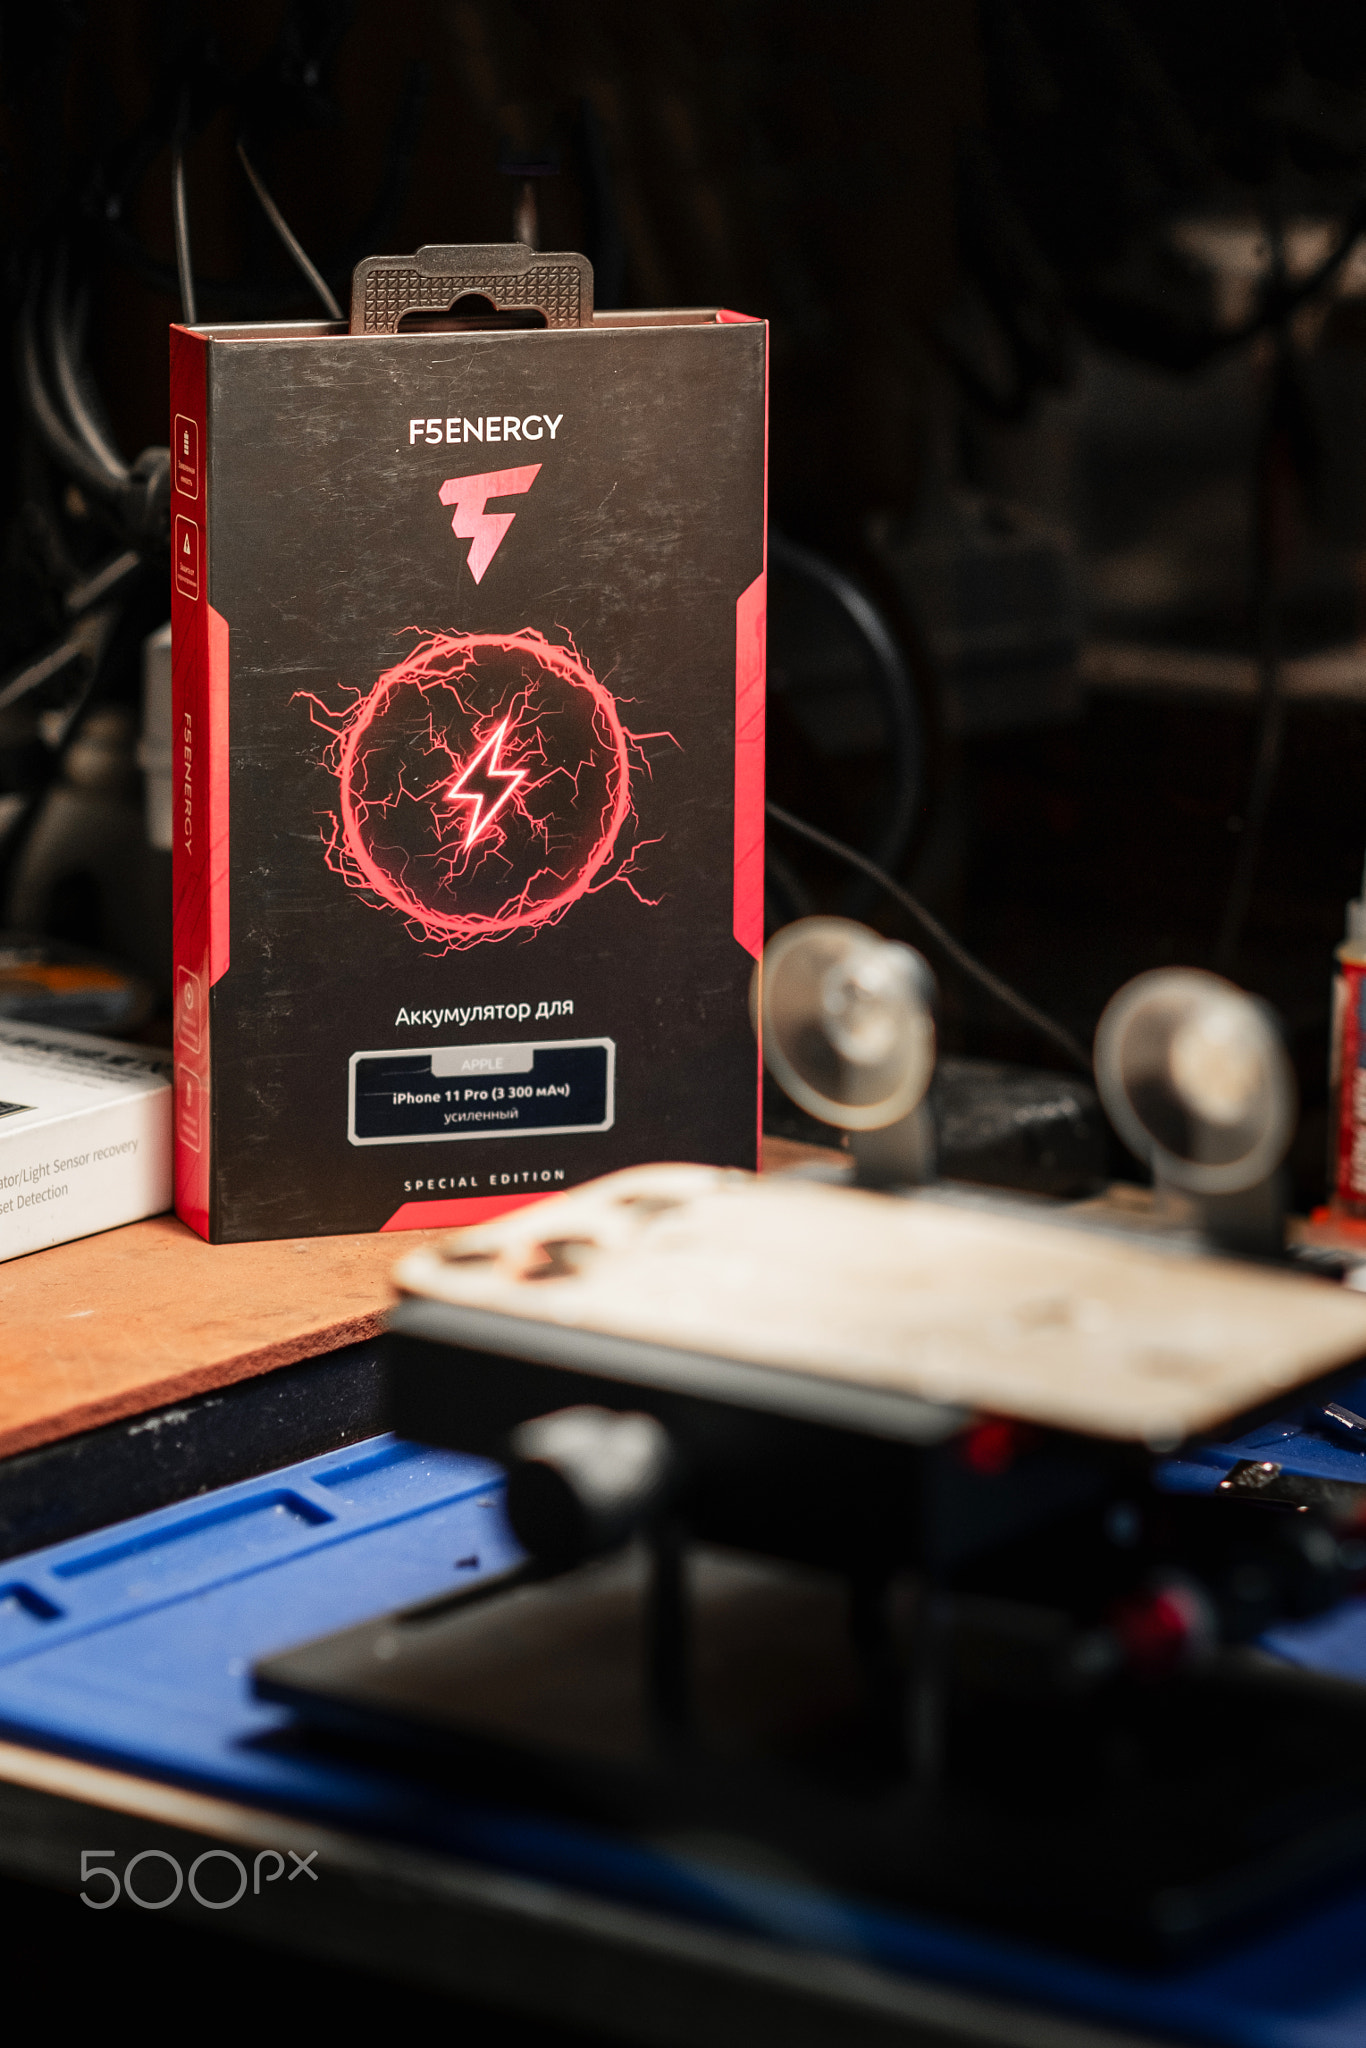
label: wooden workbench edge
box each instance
[0,1309,385,1461]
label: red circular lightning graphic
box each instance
[300,628,671,951]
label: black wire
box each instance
[1215,222,1296,974]
[47,254,128,483]
[17,260,170,551]
[97,59,428,318]
[768,536,923,915]
[765,800,1094,1077]
[235,139,343,320]
[171,96,197,326]
[763,843,814,930]
[17,285,128,506]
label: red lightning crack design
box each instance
[298,627,680,953]
[442,715,527,848]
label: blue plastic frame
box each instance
[0,1412,1362,2044]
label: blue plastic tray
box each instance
[2,1420,1366,2046]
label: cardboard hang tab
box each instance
[351,243,594,335]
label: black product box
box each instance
[170,250,767,1242]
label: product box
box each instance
[170,246,766,1242]
[0,1020,172,1261]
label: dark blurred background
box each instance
[7,1,1366,1204]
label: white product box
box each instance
[0,1020,173,1262]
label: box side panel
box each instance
[169,328,214,1239]
[719,317,769,1163]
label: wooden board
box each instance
[0,1213,448,1458]
[393,1164,1366,1445]
[0,1141,828,1460]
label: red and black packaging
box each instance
[170,246,766,1242]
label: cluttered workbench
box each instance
[14,899,1366,2048]
[0,1137,846,1445]
[0,1132,1111,2048]
[0,1136,832,1535]
[4,1122,1366,2048]
[0,1138,824,1559]
[15,13,1366,2041]
[11,169,1366,2044]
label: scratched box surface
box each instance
[169,308,766,1241]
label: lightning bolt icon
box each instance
[442,717,528,849]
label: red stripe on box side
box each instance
[731,311,767,967]
[381,1189,556,1233]
[207,604,230,987]
[733,573,766,960]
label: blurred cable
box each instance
[1215,221,1303,974]
[236,139,343,320]
[97,59,427,317]
[766,800,1093,1075]
[171,95,197,326]
[768,536,924,916]
[762,841,814,932]
[16,243,170,558]
[47,255,128,483]
[18,283,127,507]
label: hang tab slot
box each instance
[397,294,549,334]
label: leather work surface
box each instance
[392,1163,1366,1444]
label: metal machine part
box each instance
[755,921,1107,1197]
[934,1056,1106,1198]
[755,916,938,1188]
[505,1405,676,1570]
[1093,968,1296,1255]
[266,1317,1366,1962]
[1218,1458,1366,1518]
[241,1154,1366,1959]
[1320,1400,1366,1447]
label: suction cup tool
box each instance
[753,917,937,1185]
[1094,969,1296,1253]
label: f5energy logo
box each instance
[438,465,540,583]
